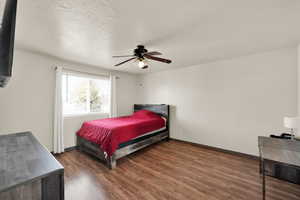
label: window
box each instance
[62,72,110,116]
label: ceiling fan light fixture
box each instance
[138,60,145,69]
[113,45,171,68]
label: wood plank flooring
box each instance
[55,140,300,200]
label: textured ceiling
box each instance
[16,0,300,73]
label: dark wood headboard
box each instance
[134,104,170,129]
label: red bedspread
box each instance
[76,110,165,156]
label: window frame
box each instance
[62,71,111,117]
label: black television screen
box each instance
[0,0,17,87]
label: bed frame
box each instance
[76,104,170,169]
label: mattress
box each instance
[118,126,167,149]
[133,126,166,139]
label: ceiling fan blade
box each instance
[114,57,136,66]
[144,51,162,56]
[144,55,172,64]
[112,55,135,58]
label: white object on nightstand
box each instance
[283,117,300,139]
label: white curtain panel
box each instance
[53,67,64,154]
[109,75,118,118]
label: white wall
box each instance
[137,47,297,156]
[298,45,300,115]
[1,47,296,155]
[0,49,138,150]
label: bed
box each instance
[76,104,170,169]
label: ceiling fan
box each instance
[113,45,172,69]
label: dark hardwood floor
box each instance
[55,140,300,200]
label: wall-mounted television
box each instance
[0,0,17,87]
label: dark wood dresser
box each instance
[258,136,300,200]
[0,132,64,200]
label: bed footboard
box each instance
[114,130,169,159]
[77,130,169,169]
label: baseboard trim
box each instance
[56,141,258,160]
[170,138,259,160]
[51,146,77,155]
[65,146,77,152]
